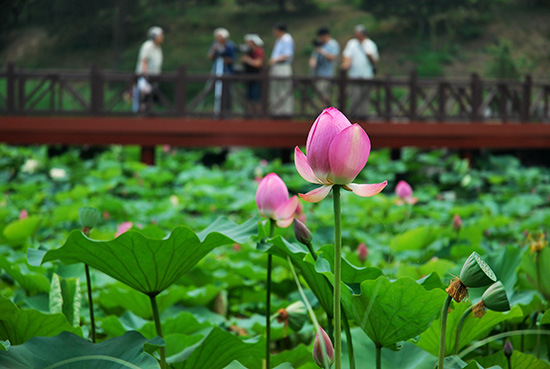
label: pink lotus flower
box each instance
[395,180,418,205]
[19,209,28,220]
[115,221,133,237]
[357,242,368,263]
[453,214,463,231]
[313,327,335,368]
[295,107,387,202]
[256,173,299,228]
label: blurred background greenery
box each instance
[1,0,549,79]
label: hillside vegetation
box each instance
[2,0,549,79]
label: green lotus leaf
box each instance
[49,273,81,327]
[28,217,257,295]
[0,331,163,369]
[346,276,446,349]
[0,295,17,321]
[0,309,82,345]
[477,350,550,369]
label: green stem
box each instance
[458,329,550,358]
[84,264,96,343]
[342,308,356,369]
[454,305,473,355]
[266,219,275,369]
[333,185,342,369]
[375,343,382,369]
[438,295,453,369]
[306,241,318,260]
[326,313,334,345]
[507,356,512,369]
[149,294,165,369]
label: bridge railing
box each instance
[1,63,549,122]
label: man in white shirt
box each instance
[342,25,379,118]
[269,23,294,117]
[134,26,164,113]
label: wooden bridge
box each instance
[1,63,550,164]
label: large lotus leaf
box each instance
[346,276,446,349]
[2,215,41,246]
[390,226,437,252]
[272,344,317,369]
[477,350,549,369]
[266,236,333,315]
[0,330,163,369]
[521,247,550,299]
[0,256,50,294]
[168,327,263,369]
[223,361,295,369]
[442,356,497,369]
[28,217,257,295]
[416,301,523,356]
[540,309,550,325]
[0,309,82,345]
[0,295,16,321]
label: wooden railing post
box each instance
[409,70,417,121]
[385,75,392,121]
[175,65,187,115]
[522,74,532,122]
[6,63,16,114]
[260,67,269,118]
[438,81,446,121]
[90,65,104,115]
[471,73,482,122]
[338,68,347,114]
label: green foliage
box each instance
[486,38,530,80]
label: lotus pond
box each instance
[0,128,550,369]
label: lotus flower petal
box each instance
[294,147,321,184]
[274,195,299,225]
[306,108,351,181]
[299,185,333,203]
[345,181,388,197]
[276,217,295,228]
[327,124,370,184]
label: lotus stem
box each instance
[84,264,96,343]
[342,308,355,369]
[454,305,473,355]
[375,343,382,369]
[266,219,275,369]
[333,185,342,369]
[438,295,453,369]
[149,294,165,369]
[507,356,512,369]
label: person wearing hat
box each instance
[309,26,340,106]
[133,26,164,113]
[241,34,265,115]
[208,27,237,114]
[269,23,295,117]
[342,24,379,118]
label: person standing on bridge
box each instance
[309,26,340,106]
[208,28,236,116]
[341,24,379,119]
[269,23,295,118]
[133,26,164,113]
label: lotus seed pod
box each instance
[481,281,510,312]
[286,301,307,332]
[459,252,497,288]
[78,207,101,230]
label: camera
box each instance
[311,38,323,47]
[238,44,252,55]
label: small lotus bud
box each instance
[19,209,28,220]
[313,327,334,368]
[459,252,497,288]
[357,242,368,263]
[78,207,101,230]
[294,219,313,246]
[503,340,513,358]
[453,214,463,231]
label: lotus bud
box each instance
[78,206,101,233]
[503,340,513,359]
[294,219,313,246]
[313,327,334,368]
[446,252,497,302]
[357,242,368,263]
[473,281,510,318]
[453,214,463,231]
[19,209,28,220]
